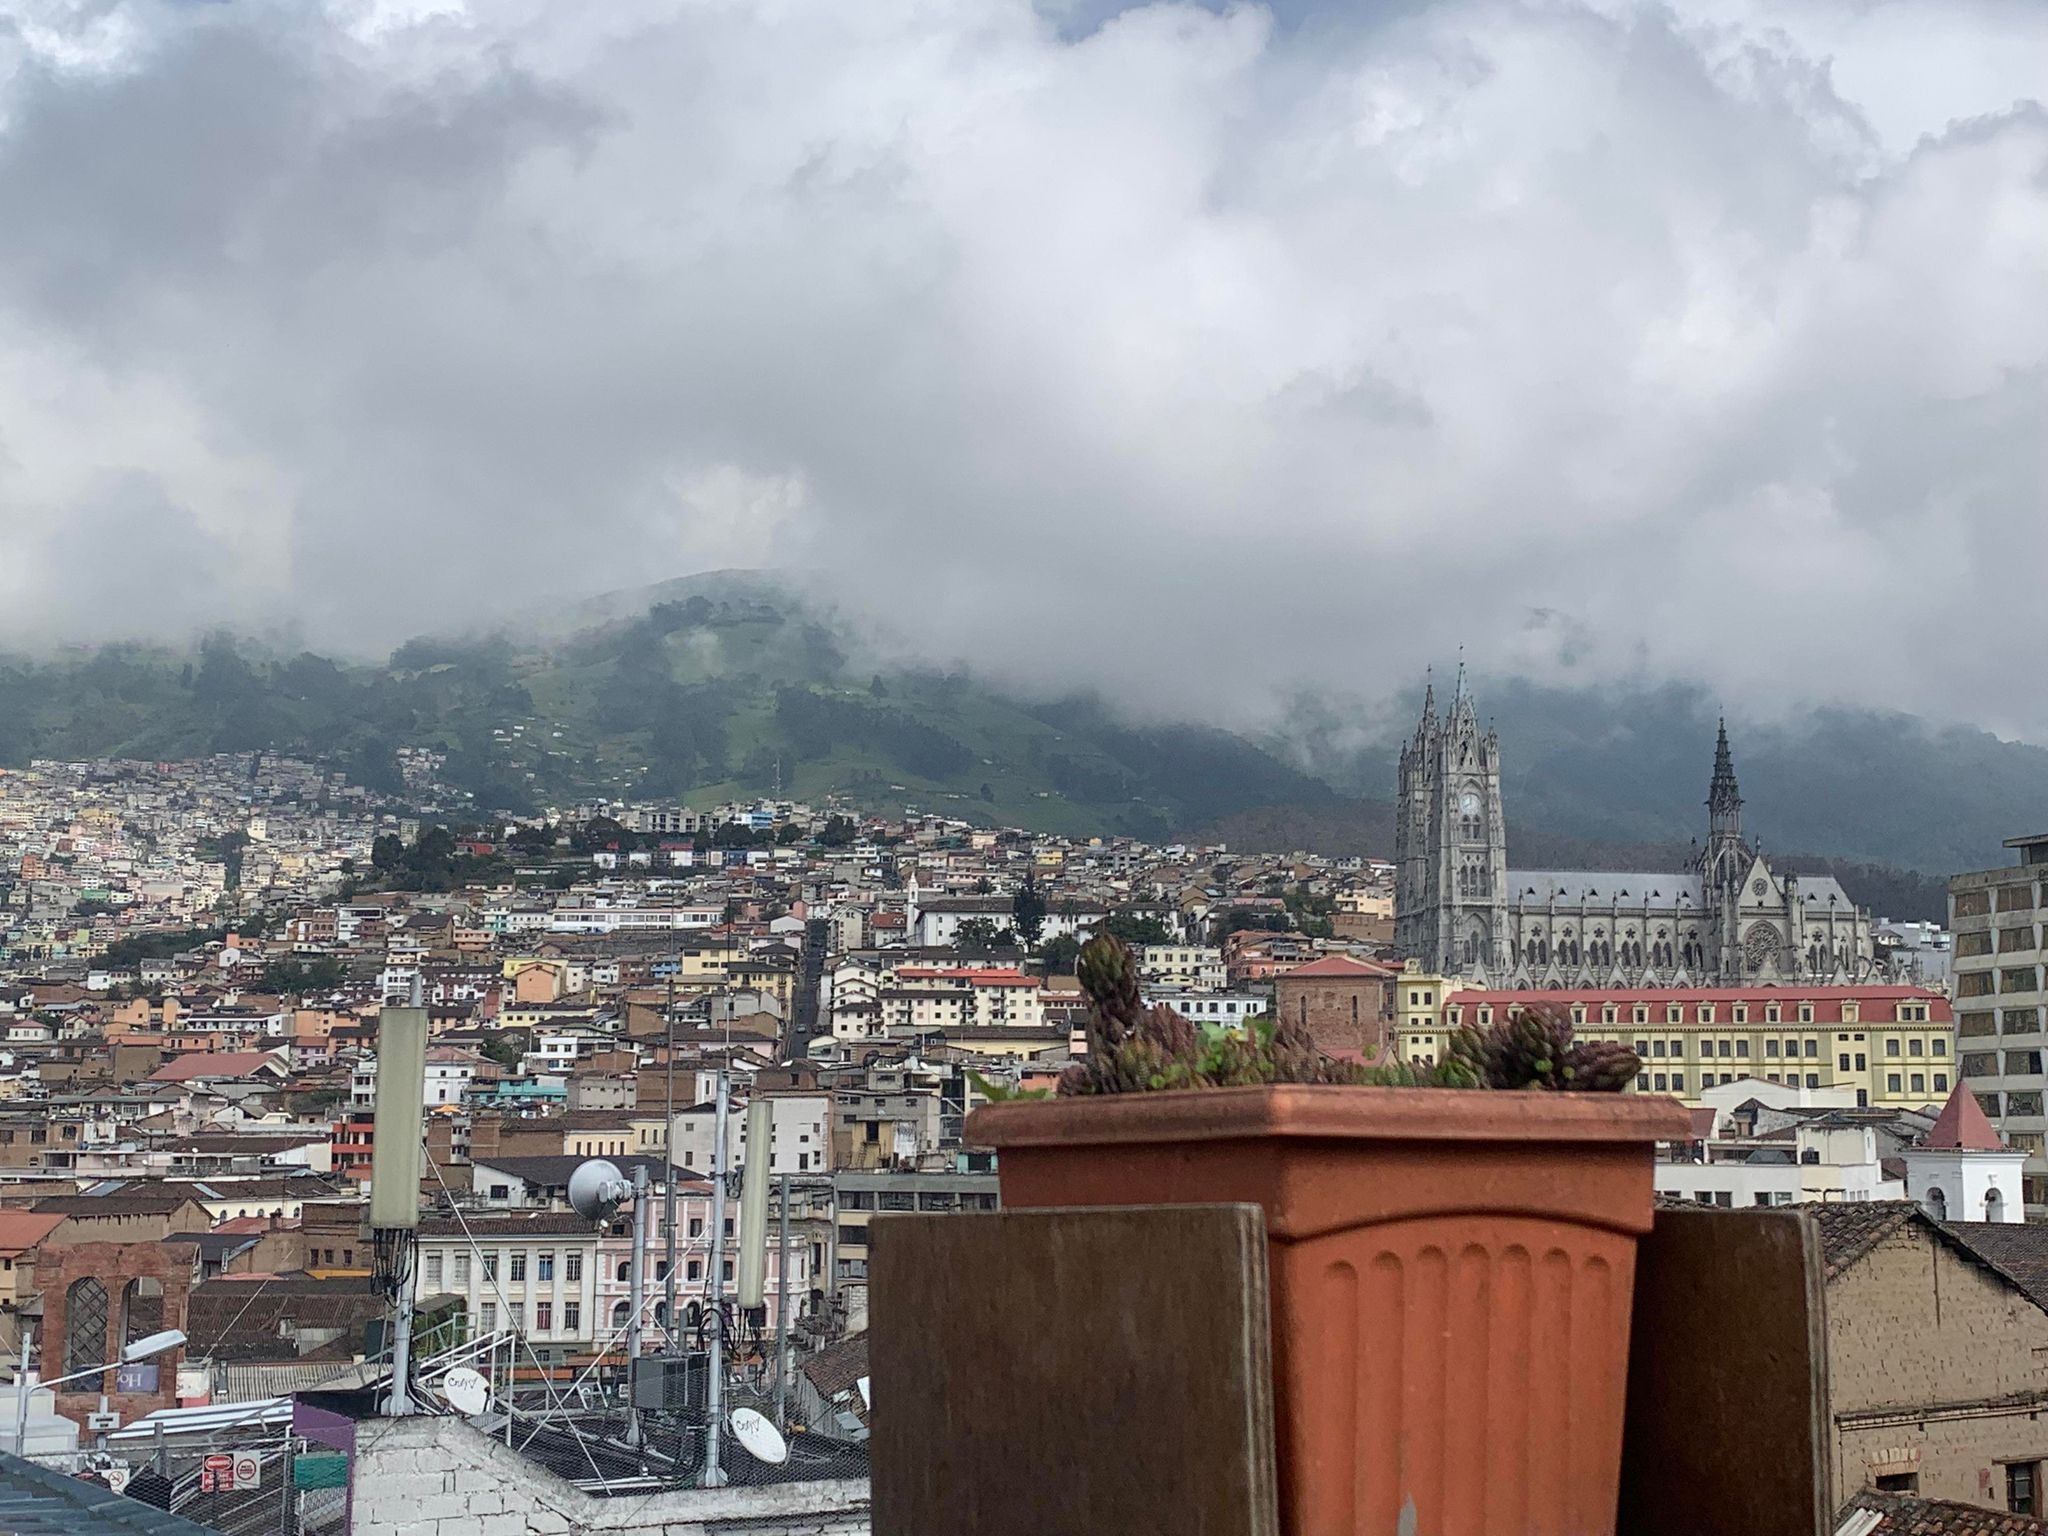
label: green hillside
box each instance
[0,585,1337,840]
[0,573,2028,921]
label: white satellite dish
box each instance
[730,1407,788,1465]
[567,1159,632,1222]
[442,1366,490,1416]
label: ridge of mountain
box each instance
[0,572,2024,921]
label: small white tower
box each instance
[1903,1082,2026,1225]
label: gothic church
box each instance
[1392,677,1876,987]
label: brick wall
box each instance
[1827,1223,2048,1508]
[1269,975,1393,1057]
[352,1416,868,1536]
[37,1242,189,1430]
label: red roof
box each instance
[149,1050,282,1082]
[1926,1080,2006,1152]
[896,967,1038,988]
[0,1211,65,1256]
[1440,986,1949,1024]
[1281,955,1397,979]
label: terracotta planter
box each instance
[967,1084,1691,1536]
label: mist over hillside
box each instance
[0,573,2012,918]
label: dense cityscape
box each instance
[0,685,2041,1531]
[3,0,2040,1529]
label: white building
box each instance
[1903,1081,2028,1224]
[669,1093,831,1176]
[415,1213,602,1351]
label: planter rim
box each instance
[967,1083,1694,1148]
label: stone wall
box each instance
[1827,1223,2048,1508]
[352,1414,869,1536]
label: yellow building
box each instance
[1397,985,1956,1110]
[1392,960,1456,1043]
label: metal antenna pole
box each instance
[12,1326,32,1459]
[625,1162,650,1447]
[386,1235,416,1417]
[773,1173,792,1430]
[699,1069,730,1487]
[663,952,678,1351]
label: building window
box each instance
[454,1255,471,1285]
[65,1277,108,1384]
[1909,1037,1925,1056]
[1855,1054,1866,1071]
[1804,1039,1819,1058]
[1672,1074,1686,1092]
[2008,1461,2040,1516]
[424,1254,444,1288]
[1652,1041,1666,1058]
[687,1259,703,1281]
[1732,1005,1748,1024]
[534,1301,552,1332]
[510,1254,527,1282]
[1735,1041,1750,1058]
[1887,1074,1902,1093]
[1839,1055,1851,1072]
[1935,1074,1949,1092]
[537,1253,555,1282]
[479,1302,497,1331]
[565,1253,582,1282]
[1886,1039,1900,1057]
[1806,1074,1820,1089]
[482,1255,498,1281]
[1874,1473,1918,1493]
[563,1302,580,1333]
[1932,1039,1947,1057]
[1765,1040,1780,1058]
[121,1278,163,1347]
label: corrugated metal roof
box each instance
[0,1450,218,1536]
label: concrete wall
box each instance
[1828,1222,2048,1508]
[352,1415,868,1536]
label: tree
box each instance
[1012,870,1048,949]
[1100,912,1174,946]
[480,1032,526,1070]
[372,834,404,874]
[954,917,1017,949]
[815,815,857,848]
[1220,908,1290,936]
[775,823,803,846]
[1037,932,1081,975]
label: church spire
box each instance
[1708,717,1741,816]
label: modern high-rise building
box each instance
[1949,834,2048,1212]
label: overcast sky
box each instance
[0,0,2042,737]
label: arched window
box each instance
[616,1261,630,1283]
[1986,1188,2005,1221]
[65,1277,109,1382]
[611,1299,630,1327]
[122,1278,163,1346]
[1927,1186,1947,1221]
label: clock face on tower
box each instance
[1459,792,1480,816]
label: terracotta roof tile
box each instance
[1844,1487,2048,1534]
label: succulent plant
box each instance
[1056,933,1641,1098]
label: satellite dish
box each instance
[442,1367,490,1416]
[730,1407,788,1465]
[567,1159,631,1222]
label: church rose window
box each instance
[1743,924,1778,970]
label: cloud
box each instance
[0,0,2042,737]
